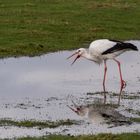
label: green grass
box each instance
[0,0,140,57]
[17,133,140,140]
[0,119,78,129]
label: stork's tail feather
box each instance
[125,43,138,51]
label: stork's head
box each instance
[67,104,88,117]
[67,48,86,65]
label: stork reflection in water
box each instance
[67,101,131,127]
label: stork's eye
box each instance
[77,107,80,110]
[77,106,82,110]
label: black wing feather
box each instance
[102,40,138,55]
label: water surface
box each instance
[0,41,140,138]
[0,41,140,99]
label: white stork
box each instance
[67,39,138,105]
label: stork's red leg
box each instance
[103,60,107,104]
[114,59,126,105]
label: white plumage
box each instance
[67,39,138,105]
[89,39,117,54]
[89,39,123,61]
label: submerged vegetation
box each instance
[0,119,78,128]
[131,118,140,123]
[18,133,140,140]
[0,0,140,57]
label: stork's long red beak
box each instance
[67,105,79,114]
[67,52,80,65]
[67,101,80,114]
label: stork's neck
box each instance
[81,49,91,59]
[79,107,89,118]
[82,49,101,64]
[84,107,89,118]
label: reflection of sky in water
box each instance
[0,41,140,98]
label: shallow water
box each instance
[0,41,140,98]
[0,41,140,138]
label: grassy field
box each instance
[0,0,140,57]
[18,133,140,140]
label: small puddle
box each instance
[0,41,140,138]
